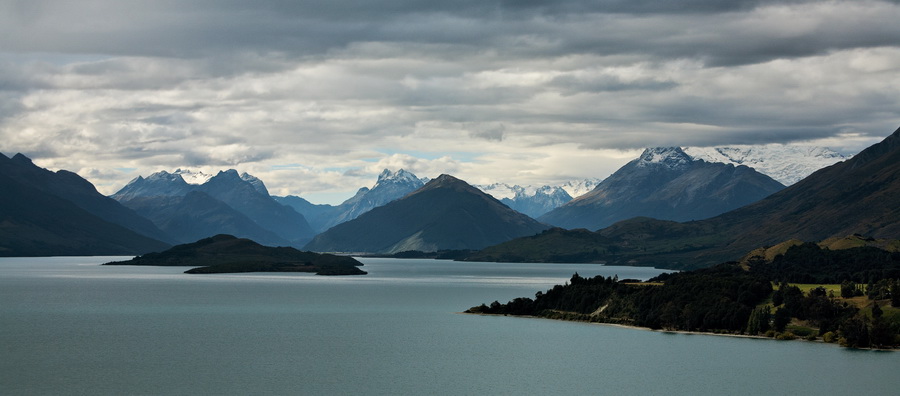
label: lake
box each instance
[1,257,897,395]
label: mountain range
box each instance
[275,169,427,233]
[0,152,171,256]
[476,181,600,218]
[112,169,315,246]
[304,174,551,253]
[538,147,786,230]
[1,133,876,265]
[469,126,900,269]
[473,144,843,218]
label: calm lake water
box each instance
[1,257,898,395]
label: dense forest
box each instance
[468,243,900,348]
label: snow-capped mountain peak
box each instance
[635,147,692,169]
[475,182,588,218]
[558,179,601,199]
[111,170,192,201]
[477,179,601,202]
[240,172,269,196]
[374,169,427,188]
[144,170,184,183]
[477,183,523,200]
[173,168,213,185]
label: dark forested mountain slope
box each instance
[0,171,170,256]
[1,153,175,244]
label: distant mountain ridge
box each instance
[469,126,900,269]
[112,169,314,246]
[538,147,785,230]
[476,179,600,218]
[276,168,428,232]
[304,174,550,253]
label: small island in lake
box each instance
[105,234,366,275]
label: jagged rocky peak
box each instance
[477,179,601,201]
[531,185,568,197]
[374,168,427,187]
[112,170,192,201]
[214,169,241,179]
[145,170,186,183]
[635,147,693,169]
[240,172,269,196]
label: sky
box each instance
[1,0,899,204]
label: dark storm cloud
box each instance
[4,0,898,67]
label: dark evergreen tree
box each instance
[893,279,900,308]
[773,307,791,333]
[841,281,857,298]
[840,316,870,348]
[746,306,771,335]
[870,317,894,348]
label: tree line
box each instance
[468,243,900,348]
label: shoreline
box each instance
[460,312,898,351]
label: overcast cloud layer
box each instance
[2,0,899,203]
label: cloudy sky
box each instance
[2,0,899,203]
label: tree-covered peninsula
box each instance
[105,234,366,275]
[467,240,900,349]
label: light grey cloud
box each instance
[1,0,899,202]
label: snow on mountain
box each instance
[334,169,427,223]
[477,183,522,200]
[683,145,850,186]
[539,147,786,230]
[374,169,428,189]
[478,179,601,201]
[173,168,213,185]
[475,178,602,218]
[477,181,602,218]
[240,172,269,196]
[502,185,573,218]
[558,179,601,199]
[635,147,693,169]
[112,168,315,245]
[111,171,193,201]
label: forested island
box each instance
[105,234,366,275]
[467,238,900,349]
